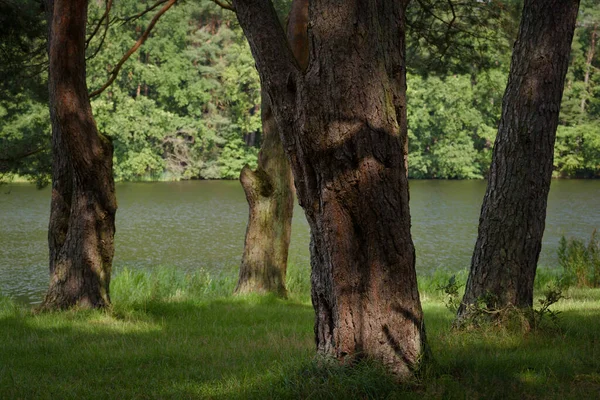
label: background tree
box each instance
[554,0,600,178]
[457,0,581,319]
[232,0,428,378]
[405,0,519,179]
[87,0,262,181]
[235,0,302,297]
[0,0,51,187]
[235,90,295,296]
[3,0,598,183]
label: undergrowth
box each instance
[558,229,600,288]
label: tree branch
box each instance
[210,0,236,12]
[86,0,113,61]
[86,0,113,49]
[0,147,46,163]
[89,0,178,99]
[117,0,170,25]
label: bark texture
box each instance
[42,0,117,309]
[235,92,294,296]
[458,0,580,318]
[233,0,426,378]
[235,0,308,297]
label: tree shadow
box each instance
[1,295,599,399]
[236,303,600,399]
[0,296,314,398]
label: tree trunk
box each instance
[42,0,117,309]
[235,0,307,297]
[235,93,294,296]
[457,0,580,319]
[580,23,597,114]
[233,0,427,378]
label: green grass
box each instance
[1,267,599,399]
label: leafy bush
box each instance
[436,275,462,313]
[558,230,600,288]
[456,287,564,333]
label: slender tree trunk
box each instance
[234,0,308,297]
[235,92,294,296]
[580,23,597,114]
[233,0,427,378]
[42,0,117,309]
[457,0,580,319]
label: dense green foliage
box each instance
[1,0,599,182]
[554,0,600,178]
[406,71,505,178]
[87,0,261,181]
[0,0,50,187]
[1,265,599,398]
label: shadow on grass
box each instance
[422,303,600,400]
[0,295,314,399]
[1,294,599,399]
[248,303,600,400]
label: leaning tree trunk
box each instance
[42,0,117,309]
[233,0,427,378]
[235,92,294,296]
[457,0,580,319]
[234,0,308,297]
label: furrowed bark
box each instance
[457,0,580,320]
[233,0,427,379]
[42,0,117,309]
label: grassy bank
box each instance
[1,266,599,399]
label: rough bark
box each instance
[457,0,580,319]
[42,0,117,309]
[235,0,308,297]
[233,0,427,378]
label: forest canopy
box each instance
[1,0,599,184]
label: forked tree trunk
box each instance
[235,93,294,296]
[42,0,117,309]
[233,0,427,378]
[235,0,307,296]
[457,0,580,319]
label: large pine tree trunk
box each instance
[458,0,580,319]
[42,0,117,309]
[235,93,294,296]
[234,0,308,297]
[233,0,427,378]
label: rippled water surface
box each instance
[1,180,598,304]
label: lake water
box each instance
[1,180,598,305]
